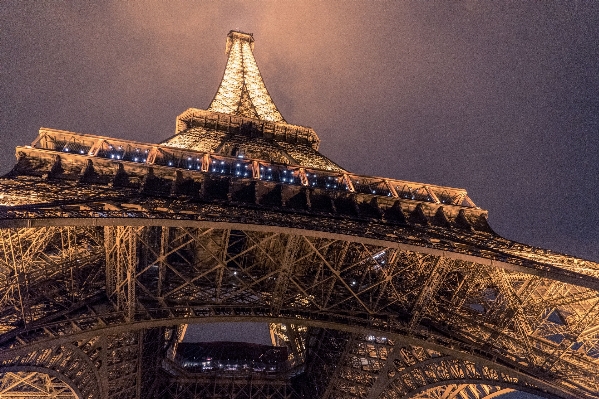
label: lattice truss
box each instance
[208,31,286,122]
[0,371,77,398]
[156,375,298,399]
[0,225,598,398]
[300,329,523,399]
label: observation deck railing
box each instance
[21,127,476,209]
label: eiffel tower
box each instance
[0,30,598,399]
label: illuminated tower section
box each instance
[208,31,285,122]
[0,30,599,399]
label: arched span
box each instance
[0,342,102,399]
[409,385,515,399]
[0,316,576,399]
[395,378,560,399]
[0,366,84,399]
[1,216,596,291]
[1,223,598,398]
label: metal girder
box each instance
[298,328,352,398]
[408,257,448,330]
[377,351,553,399]
[5,29,599,399]
[0,342,101,399]
[105,226,139,321]
[270,235,301,316]
[0,226,105,334]
[319,332,366,399]
[410,385,514,399]
[1,206,597,294]
[155,373,299,399]
[208,31,285,123]
[1,225,599,398]
[0,371,78,398]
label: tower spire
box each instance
[208,30,286,123]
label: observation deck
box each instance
[1,30,599,399]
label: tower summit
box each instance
[0,31,599,399]
[208,30,285,122]
[162,30,341,172]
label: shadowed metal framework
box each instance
[0,30,598,399]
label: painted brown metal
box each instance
[0,30,598,399]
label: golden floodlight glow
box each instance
[208,30,286,123]
[1,29,599,399]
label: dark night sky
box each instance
[1,2,598,262]
[1,3,597,397]
[2,2,598,263]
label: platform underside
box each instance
[1,171,599,398]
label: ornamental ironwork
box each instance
[0,30,598,399]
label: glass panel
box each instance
[153,150,203,169]
[257,164,301,185]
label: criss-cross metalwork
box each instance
[208,30,285,123]
[0,30,598,399]
[0,371,78,398]
[0,223,598,398]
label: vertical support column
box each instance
[98,335,110,398]
[409,257,447,331]
[321,333,363,399]
[136,330,143,399]
[126,229,136,321]
[269,323,305,367]
[105,226,116,296]
[215,229,230,302]
[157,226,169,298]
[2,228,32,327]
[343,174,355,192]
[271,234,300,317]
[167,324,188,361]
[202,153,210,172]
[304,330,356,399]
[105,226,138,321]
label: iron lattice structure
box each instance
[0,30,598,399]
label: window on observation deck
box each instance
[97,143,152,163]
[209,155,253,177]
[304,170,347,191]
[154,150,203,170]
[257,164,301,185]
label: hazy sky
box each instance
[1,1,598,266]
[1,3,597,398]
[0,0,599,261]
